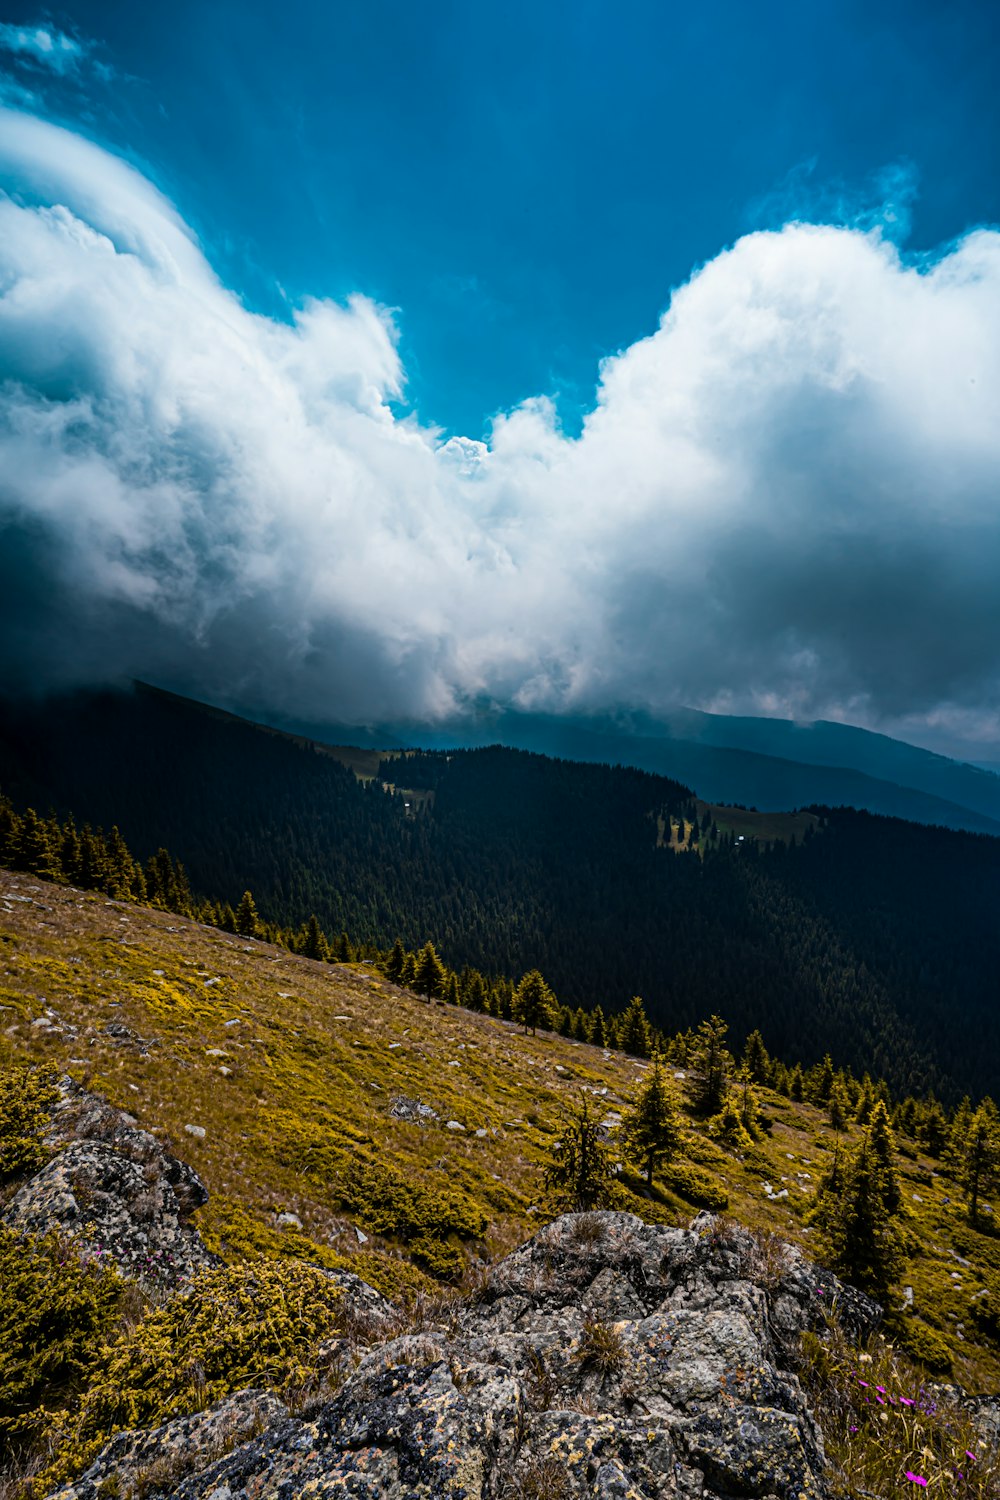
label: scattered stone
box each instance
[446,1120,466,1131]
[184,1124,207,1139]
[276,1212,302,1229]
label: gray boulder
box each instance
[49,1211,881,1499]
[2,1077,217,1290]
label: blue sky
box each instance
[0,1,999,756]
[15,0,1000,438]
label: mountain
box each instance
[387,705,1000,837]
[3,683,1000,1099]
[3,866,1000,1496]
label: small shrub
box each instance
[44,1260,343,1486]
[0,1227,123,1456]
[575,1318,626,1375]
[661,1160,728,1211]
[513,1458,573,1500]
[0,1063,59,1184]
[892,1317,953,1375]
[569,1212,606,1246]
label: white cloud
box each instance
[1,106,1000,742]
[0,23,85,74]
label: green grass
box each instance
[1,865,998,1394]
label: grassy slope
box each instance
[1,866,997,1389]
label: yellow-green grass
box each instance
[1,867,996,1389]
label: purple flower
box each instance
[905,1474,928,1487]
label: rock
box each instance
[184,1124,207,1139]
[51,1211,883,1499]
[45,1391,288,1500]
[276,1212,302,1229]
[2,1077,217,1290]
[389,1095,438,1122]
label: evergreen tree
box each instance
[742,1028,771,1085]
[819,1134,904,1299]
[947,1097,974,1169]
[620,1054,683,1185]
[962,1100,1000,1227]
[16,808,61,882]
[512,969,556,1035]
[463,969,487,1012]
[619,995,652,1058]
[734,1062,762,1139]
[855,1075,876,1125]
[571,1007,591,1043]
[443,972,461,1006]
[688,1014,732,1116]
[544,1097,616,1211]
[867,1099,901,1213]
[921,1096,948,1157]
[589,1005,608,1048]
[235,890,261,938]
[384,937,406,982]
[400,951,417,987]
[412,941,446,999]
[828,1075,851,1133]
[302,914,330,962]
[808,1054,835,1106]
[788,1064,804,1102]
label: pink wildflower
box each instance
[905,1474,928,1487]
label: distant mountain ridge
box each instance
[382,705,1000,837]
[3,682,1000,1099]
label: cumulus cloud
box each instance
[1,105,999,742]
[0,23,85,74]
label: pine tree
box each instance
[302,914,330,962]
[400,951,417,987]
[589,1005,608,1048]
[855,1075,876,1125]
[621,1054,683,1185]
[921,1096,948,1158]
[384,938,406,983]
[571,1007,591,1043]
[808,1054,835,1106]
[512,969,556,1035]
[0,798,21,867]
[742,1028,771,1085]
[443,972,461,1006]
[688,1014,732,1116]
[619,995,652,1058]
[463,970,487,1012]
[412,941,446,999]
[16,808,61,882]
[867,1099,901,1213]
[962,1100,1000,1227]
[544,1097,616,1211]
[829,1075,851,1133]
[235,890,261,938]
[819,1134,904,1299]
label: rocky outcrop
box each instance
[2,1077,218,1289]
[50,1210,881,1500]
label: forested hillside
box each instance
[2,684,1000,1099]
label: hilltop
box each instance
[3,866,1000,1401]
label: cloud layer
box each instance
[1,106,999,744]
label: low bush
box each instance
[0,1062,59,1184]
[45,1260,344,1486]
[0,1227,123,1458]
